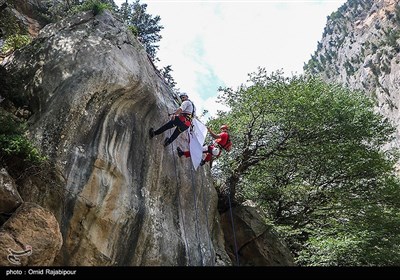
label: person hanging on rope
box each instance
[177,124,231,166]
[149,92,195,147]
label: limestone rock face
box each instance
[221,205,295,266]
[0,202,62,266]
[4,10,230,266]
[0,168,23,214]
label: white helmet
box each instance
[211,147,220,156]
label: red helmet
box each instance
[220,124,229,130]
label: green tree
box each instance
[1,34,31,53]
[159,65,177,89]
[120,0,163,61]
[209,68,400,265]
[73,0,114,15]
[294,172,400,266]
[42,0,118,22]
[0,109,47,170]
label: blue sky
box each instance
[114,0,347,121]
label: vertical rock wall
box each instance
[4,10,230,266]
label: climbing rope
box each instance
[199,166,215,266]
[147,51,232,267]
[226,185,240,266]
[171,142,192,265]
[189,150,205,265]
[156,78,192,266]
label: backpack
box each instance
[220,135,232,152]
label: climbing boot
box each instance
[177,147,184,157]
[149,128,155,139]
[200,159,206,166]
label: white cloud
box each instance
[114,0,347,122]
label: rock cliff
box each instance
[304,0,400,146]
[3,9,229,266]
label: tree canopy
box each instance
[208,68,400,265]
[119,0,163,61]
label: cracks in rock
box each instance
[236,228,267,257]
[66,14,94,31]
